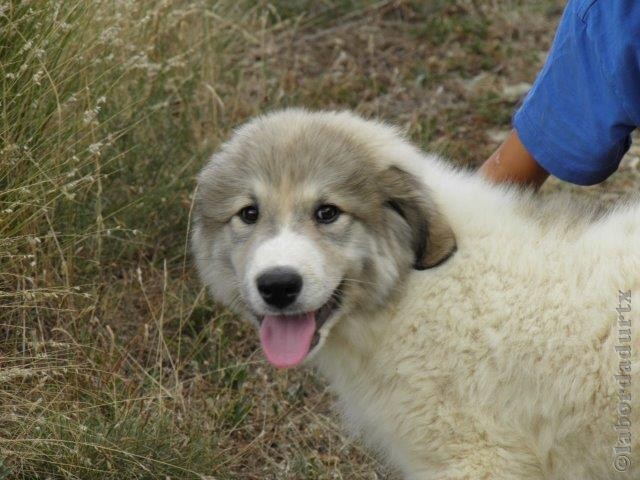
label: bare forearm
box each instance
[479,129,549,189]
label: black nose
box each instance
[256,267,303,309]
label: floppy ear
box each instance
[379,166,456,270]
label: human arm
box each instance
[479,129,549,189]
[479,0,638,188]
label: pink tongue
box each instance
[259,312,316,369]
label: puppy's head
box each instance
[192,110,455,368]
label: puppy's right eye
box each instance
[315,204,341,224]
[238,205,259,224]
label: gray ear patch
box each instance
[380,166,457,270]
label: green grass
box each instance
[0,1,266,478]
[0,1,572,478]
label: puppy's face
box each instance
[192,111,455,368]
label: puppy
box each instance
[192,109,639,479]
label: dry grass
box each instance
[1,1,638,479]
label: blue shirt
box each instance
[514,0,640,185]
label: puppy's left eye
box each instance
[238,205,259,224]
[315,204,341,224]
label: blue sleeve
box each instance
[513,0,639,186]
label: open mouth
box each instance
[258,283,343,369]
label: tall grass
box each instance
[0,1,273,478]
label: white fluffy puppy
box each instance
[192,109,640,479]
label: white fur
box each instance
[196,109,640,479]
[300,111,640,479]
[245,229,335,313]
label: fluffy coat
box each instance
[193,110,640,479]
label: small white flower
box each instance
[32,70,43,86]
[83,110,97,125]
[88,142,103,155]
[20,40,33,53]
